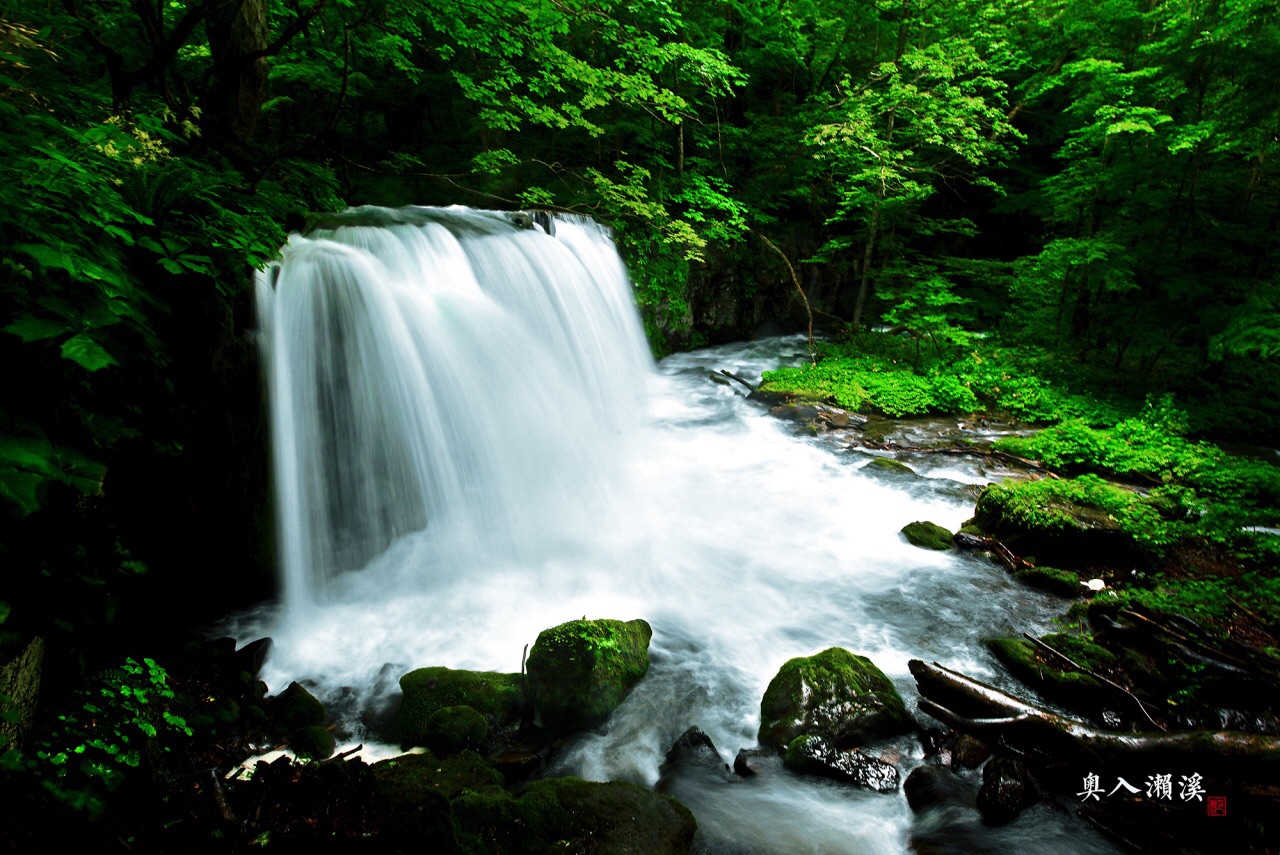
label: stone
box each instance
[864,457,917,476]
[398,667,522,746]
[901,521,955,551]
[0,636,43,751]
[526,618,652,735]
[783,734,899,792]
[289,724,335,760]
[271,681,326,731]
[758,647,913,751]
[904,765,975,813]
[976,756,1039,824]
[951,734,991,771]
[423,704,489,755]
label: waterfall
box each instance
[256,206,653,616]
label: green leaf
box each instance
[4,316,71,342]
[60,335,115,372]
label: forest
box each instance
[1,0,1279,852]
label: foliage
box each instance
[10,658,191,816]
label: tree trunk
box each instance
[205,0,270,148]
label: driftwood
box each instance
[910,660,1280,780]
[952,531,1032,573]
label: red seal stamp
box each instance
[1207,796,1227,817]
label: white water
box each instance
[250,207,1118,854]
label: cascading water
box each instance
[249,206,1120,854]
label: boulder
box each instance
[271,681,326,731]
[398,667,522,746]
[526,618,652,734]
[783,734,899,792]
[658,727,728,791]
[976,756,1039,824]
[903,765,976,813]
[758,647,913,751]
[423,704,489,755]
[290,724,335,760]
[451,777,696,854]
[901,521,954,551]
[1013,565,1081,597]
[951,733,991,771]
[865,457,917,477]
[0,636,43,750]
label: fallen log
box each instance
[909,660,1280,780]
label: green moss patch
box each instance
[901,521,954,551]
[1013,566,1081,597]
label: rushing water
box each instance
[249,207,1119,854]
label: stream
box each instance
[241,209,1121,854]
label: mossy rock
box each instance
[398,667,522,746]
[290,725,335,760]
[527,618,652,735]
[901,521,954,551]
[972,478,1144,568]
[373,749,504,803]
[782,734,899,792]
[273,681,326,731]
[1014,566,1081,597]
[453,777,696,855]
[865,457,917,477]
[758,647,913,751]
[424,705,489,755]
[985,637,1112,717]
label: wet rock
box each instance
[733,748,764,777]
[950,734,991,771]
[904,765,975,813]
[451,777,697,854]
[901,521,955,551]
[1013,565,1081,597]
[976,756,1039,824]
[864,457,917,477]
[783,734,899,792]
[424,704,489,755]
[290,724,335,760]
[398,667,523,746]
[271,681,326,731]
[985,637,1112,717]
[233,637,273,677]
[491,748,541,780]
[758,647,913,751]
[664,726,722,767]
[767,402,867,432]
[526,617,652,735]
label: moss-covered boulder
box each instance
[758,647,913,751]
[373,749,504,802]
[985,636,1114,717]
[272,681,326,730]
[865,457,917,477]
[453,777,696,854]
[424,705,489,755]
[398,667,522,746]
[1014,565,1081,597]
[527,618,652,734]
[901,521,954,551]
[970,477,1144,568]
[290,725,336,760]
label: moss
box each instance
[901,520,954,551]
[425,705,489,755]
[289,725,335,760]
[373,750,504,803]
[526,618,652,735]
[273,681,326,731]
[865,457,917,476]
[758,647,912,750]
[985,637,1110,714]
[1013,566,1081,597]
[399,667,523,745]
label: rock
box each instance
[976,756,1039,824]
[658,727,728,791]
[373,750,503,802]
[970,478,1144,568]
[451,777,696,854]
[233,637,273,677]
[271,681,326,731]
[783,734,899,792]
[398,667,523,746]
[758,647,913,750]
[526,618,652,735]
[1013,565,1081,597]
[864,457,917,477]
[984,637,1112,717]
[0,636,43,750]
[491,748,541,780]
[951,733,991,771]
[901,521,954,551]
[904,765,975,813]
[424,704,489,755]
[733,748,763,777]
[289,724,335,760]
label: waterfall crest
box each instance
[256,206,653,614]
